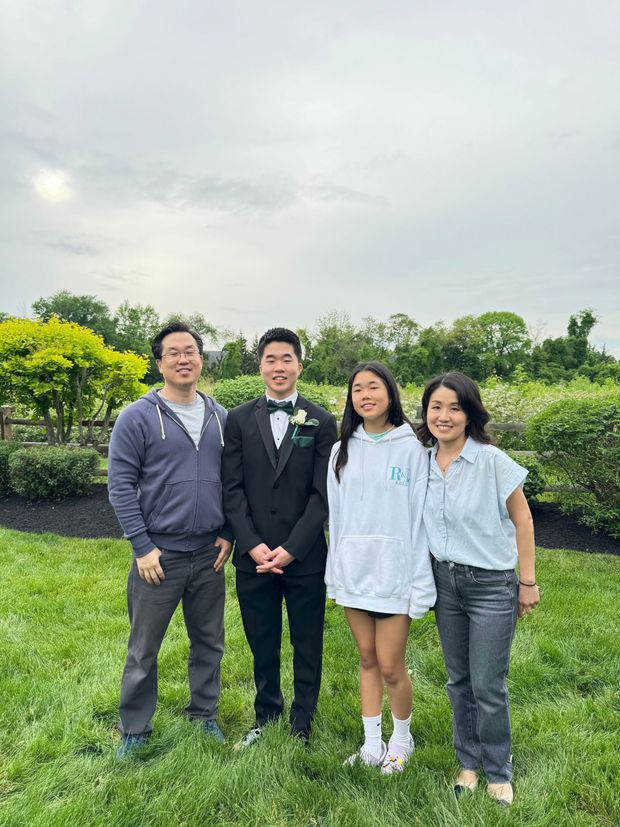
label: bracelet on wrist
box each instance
[518,580,537,587]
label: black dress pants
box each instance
[235,568,326,735]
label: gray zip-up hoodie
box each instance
[108,389,230,557]
[326,423,436,618]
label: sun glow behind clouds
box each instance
[34,169,70,202]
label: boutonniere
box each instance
[289,407,319,440]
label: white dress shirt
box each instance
[265,391,298,448]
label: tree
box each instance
[567,308,598,340]
[357,317,392,364]
[161,312,219,347]
[384,313,421,384]
[32,290,116,342]
[404,324,448,384]
[475,311,531,378]
[218,338,244,379]
[243,336,260,375]
[215,335,259,379]
[528,308,616,383]
[303,312,365,384]
[441,315,487,379]
[0,317,148,444]
[111,300,161,354]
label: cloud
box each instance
[301,183,386,206]
[40,238,98,256]
[88,159,383,213]
[93,268,150,290]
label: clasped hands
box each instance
[249,543,294,575]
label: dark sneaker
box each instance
[116,733,148,760]
[203,719,225,743]
[233,726,262,751]
[291,728,310,746]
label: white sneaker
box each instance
[233,726,262,751]
[380,735,414,775]
[344,740,387,767]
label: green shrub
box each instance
[8,447,99,501]
[0,442,22,495]
[213,376,333,411]
[527,398,620,538]
[506,451,546,501]
[10,423,47,443]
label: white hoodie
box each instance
[326,423,436,618]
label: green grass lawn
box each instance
[0,529,618,827]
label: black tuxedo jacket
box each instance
[222,394,337,576]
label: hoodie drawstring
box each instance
[360,436,365,500]
[157,405,166,440]
[384,430,393,490]
[358,427,396,498]
[213,409,225,447]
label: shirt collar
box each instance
[431,435,479,464]
[265,391,298,406]
[460,436,480,463]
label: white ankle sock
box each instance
[361,713,383,758]
[390,713,412,748]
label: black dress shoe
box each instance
[291,728,310,745]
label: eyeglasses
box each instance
[161,348,201,361]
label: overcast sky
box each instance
[1,0,619,355]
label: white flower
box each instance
[289,409,308,426]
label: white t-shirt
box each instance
[158,392,205,447]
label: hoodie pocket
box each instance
[148,479,225,534]
[194,480,224,532]
[147,480,195,532]
[335,535,408,599]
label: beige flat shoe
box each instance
[487,781,513,806]
[453,769,478,797]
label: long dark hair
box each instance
[334,361,411,482]
[416,371,491,446]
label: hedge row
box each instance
[1,395,617,538]
[212,376,333,411]
[0,445,99,501]
[526,397,619,539]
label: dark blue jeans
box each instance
[432,558,518,783]
[120,545,225,735]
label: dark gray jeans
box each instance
[119,544,225,736]
[432,558,518,784]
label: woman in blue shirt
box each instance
[418,372,540,807]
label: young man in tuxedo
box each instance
[222,327,337,747]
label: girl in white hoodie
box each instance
[326,362,436,774]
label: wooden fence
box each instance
[1,404,572,489]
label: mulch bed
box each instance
[0,485,618,555]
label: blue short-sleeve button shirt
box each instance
[423,437,527,570]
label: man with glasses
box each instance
[109,321,232,758]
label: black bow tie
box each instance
[266,399,294,415]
